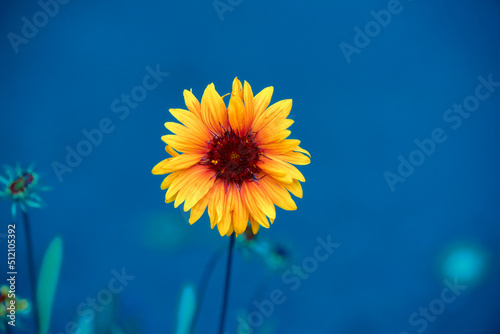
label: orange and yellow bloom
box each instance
[152,78,310,236]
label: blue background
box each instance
[1,0,500,333]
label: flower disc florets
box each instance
[200,128,262,188]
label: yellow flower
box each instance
[152,78,310,236]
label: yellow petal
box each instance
[165,166,206,203]
[253,86,274,121]
[160,171,180,190]
[189,193,209,225]
[184,171,216,211]
[231,185,249,235]
[208,181,224,228]
[228,94,249,134]
[249,216,260,234]
[260,177,297,211]
[154,153,204,174]
[152,158,173,175]
[174,168,213,209]
[225,223,234,236]
[217,210,231,236]
[245,181,276,220]
[295,145,311,157]
[257,158,292,184]
[259,156,305,183]
[183,89,202,119]
[168,109,211,141]
[201,83,227,133]
[164,122,209,144]
[243,80,254,121]
[165,145,180,157]
[256,118,294,144]
[232,78,243,100]
[260,139,301,155]
[241,182,273,227]
[253,99,292,132]
[214,182,231,235]
[161,135,206,153]
[285,179,303,198]
[269,151,310,165]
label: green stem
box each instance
[21,210,40,333]
[218,234,236,334]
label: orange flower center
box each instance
[201,129,262,188]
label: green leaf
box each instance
[37,236,63,334]
[175,283,197,334]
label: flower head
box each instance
[0,285,30,329]
[152,78,310,236]
[0,164,50,218]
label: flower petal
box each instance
[253,86,274,122]
[249,216,260,234]
[257,159,292,184]
[164,122,209,145]
[258,156,305,183]
[165,145,180,157]
[231,184,249,235]
[225,224,234,236]
[243,80,254,121]
[294,145,311,157]
[160,171,180,190]
[253,99,292,132]
[260,139,301,155]
[232,78,243,100]
[184,171,216,211]
[168,109,211,141]
[161,135,206,153]
[217,201,232,236]
[174,167,213,209]
[165,166,207,203]
[285,179,303,198]
[183,89,202,119]
[268,151,310,165]
[208,181,224,228]
[260,177,297,211]
[241,182,274,227]
[201,83,228,133]
[189,193,210,225]
[228,94,249,135]
[255,118,294,144]
[152,153,204,174]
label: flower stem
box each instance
[21,210,40,333]
[218,234,236,334]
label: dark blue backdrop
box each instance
[1,0,499,333]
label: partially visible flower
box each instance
[0,164,50,218]
[236,229,290,271]
[0,285,30,329]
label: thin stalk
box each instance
[217,234,236,334]
[21,210,40,333]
